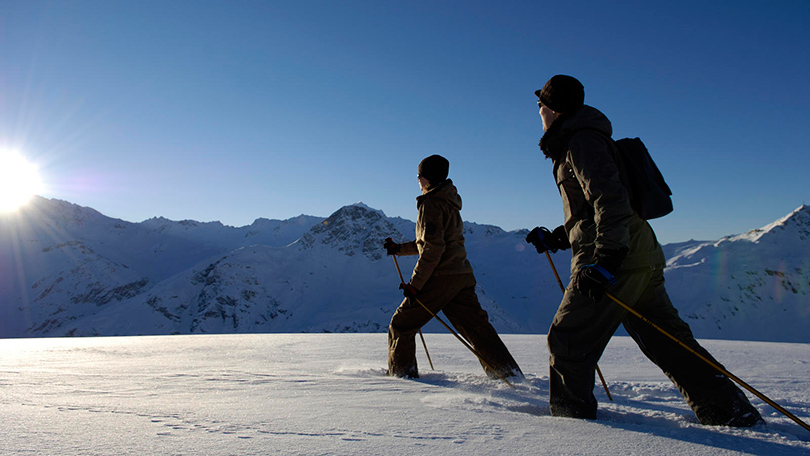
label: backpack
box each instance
[612,137,673,220]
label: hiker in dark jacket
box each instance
[528,75,763,426]
[383,154,523,381]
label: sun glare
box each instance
[0,149,44,213]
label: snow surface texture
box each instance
[1,197,809,342]
[1,334,808,455]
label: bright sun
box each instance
[0,149,44,213]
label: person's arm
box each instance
[397,241,418,256]
[566,131,633,255]
[409,200,446,290]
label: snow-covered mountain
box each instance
[663,205,810,342]
[1,196,808,342]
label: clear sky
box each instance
[2,0,808,244]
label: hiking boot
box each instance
[485,366,524,382]
[725,410,766,427]
[697,406,765,427]
[386,363,419,379]
[694,387,765,427]
[550,399,597,420]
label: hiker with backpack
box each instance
[383,154,523,381]
[527,75,763,426]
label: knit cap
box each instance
[418,155,449,184]
[535,75,585,114]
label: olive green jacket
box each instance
[398,180,474,290]
[540,105,665,274]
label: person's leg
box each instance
[621,266,764,426]
[547,267,655,419]
[441,274,523,379]
[387,298,425,378]
[387,275,458,378]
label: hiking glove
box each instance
[574,264,617,302]
[399,282,418,299]
[383,237,400,256]
[573,248,627,302]
[526,225,570,254]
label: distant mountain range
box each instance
[1,196,808,342]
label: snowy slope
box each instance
[1,334,808,455]
[2,197,808,342]
[0,196,324,337]
[49,204,523,337]
[664,205,810,342]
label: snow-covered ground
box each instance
[1,333,808,455]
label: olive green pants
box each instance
[548,263,760,424]
[388,273,522,379]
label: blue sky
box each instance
[2,0,808,244]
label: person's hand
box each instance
[383,237,400,256]
[399,282,418,298]
[573,248,627,301]
[573,264,617,301]
[525,225,570,254]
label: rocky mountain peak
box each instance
[299,204,402,260]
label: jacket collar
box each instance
[416,179,462,211]
[539,105,613,162]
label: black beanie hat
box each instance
[418,154,449,184]
[535,75,585,114]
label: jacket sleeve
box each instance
[398,241,419,256]
[410,199,446,290]
[566,131,634,253]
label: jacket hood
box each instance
[540,105,613,160]
[416,179,462,211]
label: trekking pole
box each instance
[392,255,514,388]
[391,256,434,370]
[605,291,810,433]
[544,251,613,401]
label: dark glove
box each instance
[383,237,400,256]
[573,248,627,301]
[399,282,418,299]
[573,264,617,302]
[525,225,570,254]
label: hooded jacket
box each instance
[540,105,665,274]
[398,179,474,290]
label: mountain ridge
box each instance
[1,196,807,342]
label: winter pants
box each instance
[388,272,522,379]
[548,263,761,424]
